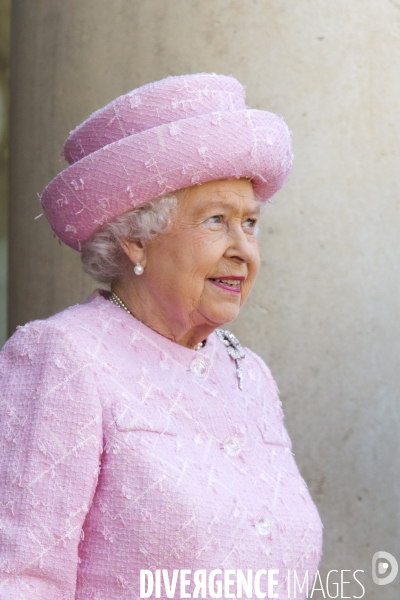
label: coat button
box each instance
[255,517,272,536]
[222,436,242,456]
[190,357,208,377]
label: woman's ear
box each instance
[120,239,147,268]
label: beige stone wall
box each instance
[9,0,400,597]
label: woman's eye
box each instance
[244,218,257,228]
[207,215,222,223]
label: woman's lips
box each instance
[208,277,242,294]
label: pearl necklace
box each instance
[110,292,131,314]
[109,292,205,351]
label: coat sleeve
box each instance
[0,319,103,600]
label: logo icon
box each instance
[372,551,398,586]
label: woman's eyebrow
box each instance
[247,205,261,217]
[197,200,261,215]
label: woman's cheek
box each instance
[240,280,254,304]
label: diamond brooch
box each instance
[216,329,245,390]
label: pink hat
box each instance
[40,73,293,251]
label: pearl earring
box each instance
[133,262,144,275]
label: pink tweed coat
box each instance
[0,290,322,599]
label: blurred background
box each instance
[1,1,400,598]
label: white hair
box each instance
[81,192,182,283]
[81,185,264,284]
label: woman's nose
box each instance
[224,224,258,264]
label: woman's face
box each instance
[141,179,261,330]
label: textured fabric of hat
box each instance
[40,73,293,251]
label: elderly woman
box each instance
[0,74,322,600]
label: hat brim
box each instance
[41,109,292,251]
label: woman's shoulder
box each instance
[242,344,273,374]
[1,289,111,356]
[244,345,281,402]
[238,342,288,440]
[244,345,279,386]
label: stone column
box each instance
[9,1,400,597]
[0,0,10,347]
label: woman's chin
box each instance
[200,303,241,327]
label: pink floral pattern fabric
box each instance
[0,291,322,599]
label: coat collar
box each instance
[84,289,218,372]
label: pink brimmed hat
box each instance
[40,73,293,251]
